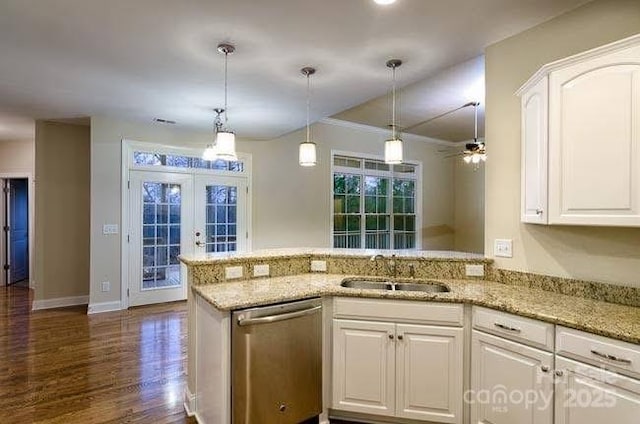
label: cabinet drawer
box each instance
[556,326,640,379]
[333,297,463,326]
[472,306,554,351]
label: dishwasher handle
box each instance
[237,305,322,327]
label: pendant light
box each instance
[299,67,317,167]
[385,59,403,164]
[462,102,486,165]
[214,43,237,161]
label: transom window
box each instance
[332,154,420,250]
[133,151,244,172]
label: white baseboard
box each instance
[87,300,123,314]
[32,295,89,311]
[184,387,197,417]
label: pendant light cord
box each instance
[391,65,397,139]
[306,72,311,143]
[224,51,229,126]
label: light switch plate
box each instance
[253,264,270,277]
[102,224,119,235]
[310,260,327,272]
[465,264,485,277]
[494,239,513,258]
[225,266,244,280]
[101,281,110,292]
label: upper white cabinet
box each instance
[518,34,640,226]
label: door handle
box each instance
[195,240,203,247]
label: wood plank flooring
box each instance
[0,285,195,423]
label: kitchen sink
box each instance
[340,279,450,293]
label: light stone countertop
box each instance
[179,248,489,265]
[192,273,640,345]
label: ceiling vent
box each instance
[153,118,176,125]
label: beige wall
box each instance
[454,159,484,253]
[485,0,640,287]
[0,139,35,175]
[35,121,90,300]
[89,116,455,306]
[251,121,455,250]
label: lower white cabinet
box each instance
[554,356,640,424]
[471,330,554,424]
[333,319,463,423]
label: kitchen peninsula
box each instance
[181,249,640,424]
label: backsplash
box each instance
[490,268,640,308]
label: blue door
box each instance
[6,179,29,284]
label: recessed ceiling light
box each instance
[374,0,397,5]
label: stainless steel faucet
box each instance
[370,254,397,278]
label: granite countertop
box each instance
[192,274,640,345]
[179,248,489,265]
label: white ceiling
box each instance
[0,0,591,141]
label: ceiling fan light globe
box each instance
[463,155,472,164]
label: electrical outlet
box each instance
[102,224,119,235]
[465,264,485,277]
[310,260,327,272]
[253,264,269,277]
[494,239,513,258]
[225,266,243,280]
[101,281,110,292]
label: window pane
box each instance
[364,196,376,214]
[334,215,346,232]
[347,216,360,232]
[334,195,346,214]
[345,175,361,194]
[346,195,360,214]
[334,174,346,194]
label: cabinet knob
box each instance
[388,334,394,340]
[555,370,564,377]
[397,334,404,340]
[279,403,286,412]
[536,208,544,215]
[540,365,550,373]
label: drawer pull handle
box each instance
[494,322,521,333]
[590,349,632,365]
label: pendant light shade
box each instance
[203,143,217,161]
[203,43,238,161]
[299,67,317,167]
[384,138,403,164]
[299,141,317,166]
[215,131,237,161]
[385,59,403,164]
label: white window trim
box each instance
[120,139,252,310]
[329,149,422,250]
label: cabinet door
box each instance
[332,319,396,416]
[548,44,640,226]
[471,331,554,424]
[396,324,463,423]
[521,76,549,224]
[555,356,640,424]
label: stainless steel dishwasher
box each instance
[231,297,323,424]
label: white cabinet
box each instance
[332,319,396,416]
[518,34,640,226]
[396,324,463,422]
[554,356,640,424]
[332,299,464,423]
[520,76,549,224]
[471,330,554,424]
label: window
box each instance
[133,151,244,172]
[332,154,420,250]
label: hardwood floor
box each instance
[0,285,196,423]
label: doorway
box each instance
[2,178,30,286]
[122,141,251,308]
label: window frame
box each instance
[330,150,422,250]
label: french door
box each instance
[128,171,247,307]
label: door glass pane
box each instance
[205,185,238,253]
[141,182,182,290]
